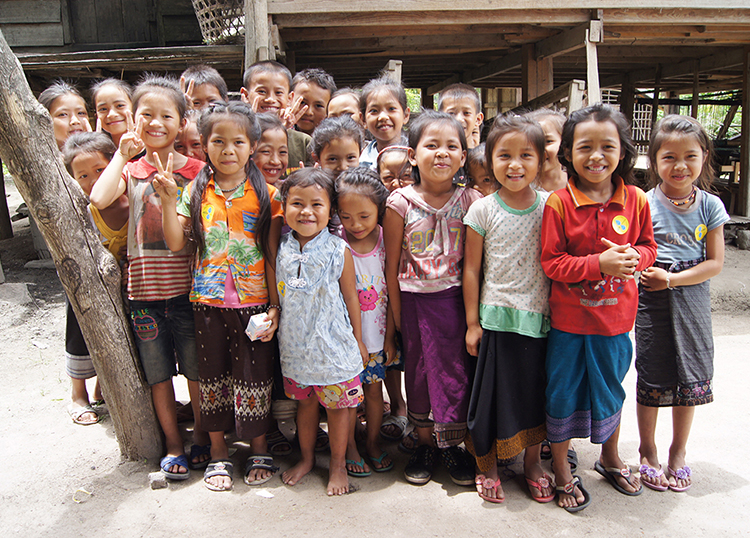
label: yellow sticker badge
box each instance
[202,205,214,222]
[277,281,286,297]
[612,215,629,235]
[695,224,708,242]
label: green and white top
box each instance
[463,190,551,338]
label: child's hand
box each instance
[83,116,93,132]
[151,152,178,203]
[118,111,145,159]
[599,237,639,279]
[383,334,397,367]
[281,94,308,129]
[258,307,279,342]
[640,266,669,291]
[465,323,483,357]
[358,340,369,367]
[95,116,102,132]
[180,76,195,110]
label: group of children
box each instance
[39,59,727,508]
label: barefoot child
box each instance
[253,113,289,187]
[91,79,133,147]
[541,104,656,511]
[90,75,210,479]
[277,168,368,496]
[384,110,481,486]
[156,101,284,491]
[311,115,364,179]
[337,166,396,475]
[463,115,553,504]
[61,132,128,425]
[359,77,410,169]
[39,81,91,149]
[636,115,729,493]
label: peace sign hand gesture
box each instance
[151,152,178,204]
[118,111,146,160]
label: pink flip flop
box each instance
[639,464,668,491]
[526,474,555,503]
[668,465,692,492]
[475,474,505,503]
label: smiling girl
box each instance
[359,77,410,169]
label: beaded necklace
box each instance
[661,184,696,207]
[217,177,246,194]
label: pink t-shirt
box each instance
[386,185,480,293]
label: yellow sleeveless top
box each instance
[89,205,128,264]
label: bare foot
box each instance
[475,473,504,502]
[282,457,315,486]
[327,464,350,496]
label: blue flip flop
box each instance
[369,451,394,472]
[160,454,190,480]
[189,444,212,470]
[346,458,372,477]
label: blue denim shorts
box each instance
[129,294,198,385]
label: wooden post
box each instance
[651,66,661,129]
[522,44,553,103]
[383,60,402,83]
[482,88,498,119]
[244,0,270,71]
[585,29,601,105]
[620,74,635,125]
[421,88,433,110]
[691,60,700,119]
[738,48,750,217]
[0,32,163,460]
[0,158,12,240]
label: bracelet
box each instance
[267,304,281,313]
[665,274,676,290]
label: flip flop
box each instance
[639,464,668,491]
[540,439,552,460]
[475,474,504,503]
[189,444,212,470]
[368,451,394,472]
[244,454,279,486]
[346,457,372,477]
[204,460,233,491]
[69,404,101,426]
[380,415,409,441]
[160,454,190,480]
[552,448,578,473]
[266,429,293,457]
[595,461,643,496]
[525,474,555,503]
[667,465,692,492]
[315,426,330,452]
[556,475,591,512]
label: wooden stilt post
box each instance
[585,27,601,104]
[738,48,750,217]
[522,44,553,104]
[421,88,433,110]
[620,74,635,126]
[651,66,661,128]
[691,60,700,119]
[383,60,402,83]
[244,0,270,71]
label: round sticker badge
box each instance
[612,215,629,235]
[202,205,214,222]
[695,224,707,242]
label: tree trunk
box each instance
[0,31,163,460]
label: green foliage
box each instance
[405,88,422,113]
[677,91,742,140]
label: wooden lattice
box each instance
[191,0,245,45]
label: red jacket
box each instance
[541,178,657,336]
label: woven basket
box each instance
[191,0,245,45]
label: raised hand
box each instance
[180,76,196,110]
[118,111,146,159]
[280,94,308,129]
[151,151,178,202]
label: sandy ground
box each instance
[1,174,750,538]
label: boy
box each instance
[438,83,484,149]
[241,60,311,176]
[290,68,337,136]
[180,64,228,110]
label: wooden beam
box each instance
[739,47,750,217]
[585,28,601,104]
[384,59,402,82]
[245,0,271,71]
[286,34,514,53]
[421,87,434,109]
[691,60,700,118]
[536,19,602,60]
[522,44,553,103]
[464,49,523,83]
[427,75,460,96]
[651,65,661,128]
[513,79,586,113]
[619,73,635,125]
[716,104,739,140]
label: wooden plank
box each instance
[96,0,125,44]
[0,0,61,23]
[427,75,460,96]
[0,23,64,47]
[463,49,523,83]
[536,20,601,60]
[690,60,699,118]
[282,24,558,42]
[123,0,153,44]
[245,0,271,69]
[522,43,553,102]
[287,34,515,53]
[69,0,97,43]
[267,2,750,14]
[716,104,739,140]
[651,66,661,128]
[513,79,585,112]
[739,47,750,217]
[384,59,402,83]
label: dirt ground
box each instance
[1,174,749,537]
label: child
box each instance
[61,132,128,425]
[463,115,552,504]
[465,143,498,197]
[311,116,363,179]
[636,115,729,493]
[180,64,228,110]
[276,168,368,496]
[90,75,210,480]
[290,67,337,135]
[377,146,413,193]
[38,81,91,149]
[337,166,395,474]
[384,110,481,485]
[253,113,289,186]
[541,103,657,511]
[526,108,568,192]
[241,60,311,176]
[438,83,484,150]
[328,88,364,127]
[155,101,284,491]
[91,79,133,147]
[174,109,206,162]
[359,77,410,169]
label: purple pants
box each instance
[400,286,471,448]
